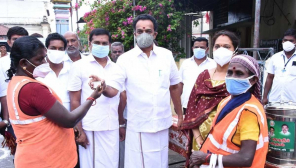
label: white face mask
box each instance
[282,41,295,52]
[47,50,65,64]
[213,47,234,67]
[26,60,51,78]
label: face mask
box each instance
[213,47,234,67]
[26,60,51,78]
[282,41,295,52]
[193,48,206,59]
[225,75,255,95]
[136,33,154,48]
[91,44,109,58]
[47,50,65,64]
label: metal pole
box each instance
[76,0,79,31]
[70,2,73,31]
[133,0,136,46]
[253,0,261,60]
[200,14,203,37]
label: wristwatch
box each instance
[2,120,10,127]
[119,123,126,128]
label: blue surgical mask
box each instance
[225,75,255,95]
[193,48,206,59]
[91,43,109,58]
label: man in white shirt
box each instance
[0,26,28,135]
[37,33,71,110]
[89,14,183,168]
[64,31,87,65]
[110,41,126,168]
[179,37,216,114]
[110,42,124,63]
[263,29,296,104]
[68,28,122,168]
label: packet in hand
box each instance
[93,81,102,90]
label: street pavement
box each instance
[0,135,185,168]
[0,135,14,168]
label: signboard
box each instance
[268,119,295,152]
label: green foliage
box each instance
[78,0,187,58]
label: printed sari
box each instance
[181,69,229,167]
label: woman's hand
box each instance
[195,136,204,148]
[189,151,207,168]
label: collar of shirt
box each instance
[190,56,211,65]
[281,50,296,59]
[64,53,85,63]
[133,43,161,58]
[87,53,112,67]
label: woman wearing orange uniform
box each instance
[5,36,102,168]
[189,55,268,168]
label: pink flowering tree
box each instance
[78,0,187,58]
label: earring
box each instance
[23,67,26,70]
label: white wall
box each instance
[0,0,55,37]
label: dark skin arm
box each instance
[44,88,102,128]
[170,84,183,130]
[0,96,9,129]
[69,90,89,149]
[119,91,127,141]
[263,73,274,105]
[179,83,184,96]
[190,140,257,167]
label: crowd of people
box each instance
[0,13,295,168]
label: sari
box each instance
[181,69,229,167]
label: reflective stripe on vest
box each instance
[9,79,46,125]
[209,104,268,153]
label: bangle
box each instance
[195,134,201,140]
[205,154,211,164]
[87,97,96,106]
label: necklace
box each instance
[212,69,217,80]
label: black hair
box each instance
[30,33,44,38]
[6,36,45,81]
[45,33,67,49]
[132,14,158,32]
[89,28,112,43]
[212,30,240,49]
[270,127,274,130]
[282,124,289,128]
[193,37,208,47]
[283,28,296,39]
[7,26,29,40]
[0,44,6,47]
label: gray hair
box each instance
[111,42,124,52]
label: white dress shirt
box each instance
[0,55,10,98]
[67,55,120,131]
[179,56,216,108]
[108,45,181,133]
[267,50,296,102]
[64,53,88,67]
[37,62,72,111]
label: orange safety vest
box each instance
[7,76,77,168]
[200,95,268,168]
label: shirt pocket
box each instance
[289,66,296,76]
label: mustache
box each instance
[67,46,78,50]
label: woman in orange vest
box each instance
[189,55,268,168]
[5,36,103,168]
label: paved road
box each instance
[0,135,185,168]
[0,135,14,168]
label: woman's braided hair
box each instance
[6,36,45,81]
